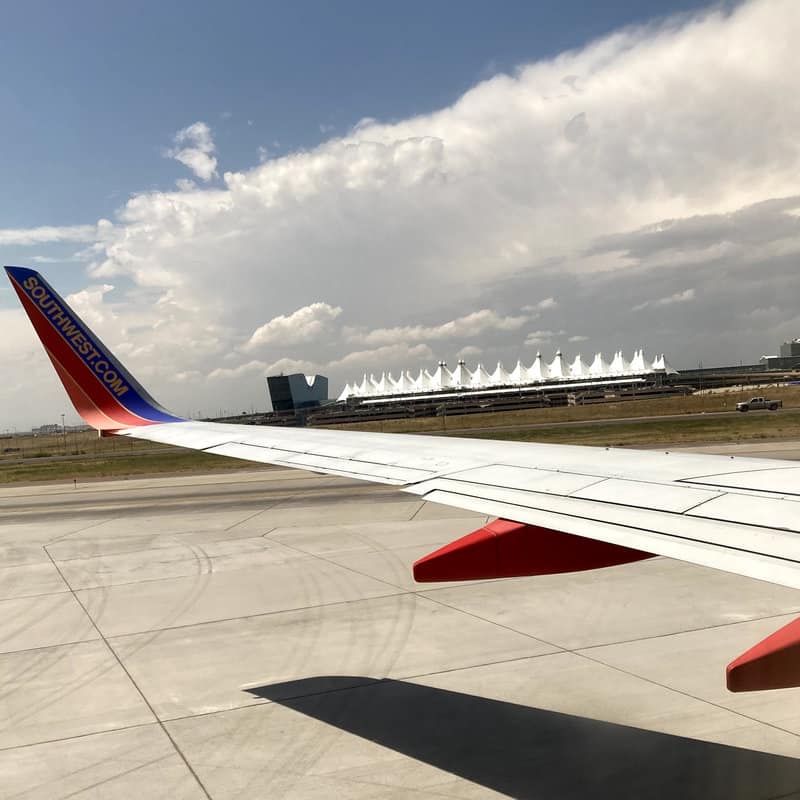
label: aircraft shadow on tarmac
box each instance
[247,676,800,800]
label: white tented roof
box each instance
[336,349,677,401]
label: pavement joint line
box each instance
[161,651,574,726]
[574,608,800,652]
[0,587,71,602]
[45,514,123,544]
[263,532,448,599]
[574,646,800,743]
[103,588,411,641]
[298,538,508,586]
[49,526,289,564]
[413,592,800,742]
[15,506,800,657]
[52,548,317,591]
[268,531,545,607]
[0,636,101,659]
[40,543,214,800]
[265,536,568,670]
[407,501,425,521]
[49,547,180,565]
[394,651,571,684]
[59,535,407,594]
[218,484,353,533]
[415,584,800,655]
[223,504,277,531]
[0,720,158,755]
[416,592,566,652]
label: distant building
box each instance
[337,349,675,404]
[761,355,800,370]
[32,424,61,435]
[780,339,800,358]
[761,338,800,370]
[266,373,329,413]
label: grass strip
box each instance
[0,450,260,484]
[466,412,800,447]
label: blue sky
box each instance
[3,0,799,427]
[1,0,713,229]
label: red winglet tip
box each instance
[726,617,800,692]
[412,527,499,582]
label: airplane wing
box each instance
[6,264,800,692]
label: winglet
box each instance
[5,266,183,430]
[727,617,800,692]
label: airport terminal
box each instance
[255,339,800,429]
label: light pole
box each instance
[60,413,66,455]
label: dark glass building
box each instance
[267,373,329,412]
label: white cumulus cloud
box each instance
[330,343,435,372]
[244,302,343,350]
[5,0,800,426]
[456,345,483,360]
[346,310,529,347]
[633,288,695,311]
[525,329,566,347]
[0,225,99,246]
[521,297,558,313]
[166,121,218,181]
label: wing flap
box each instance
[418,487,800,590]
[404,471,800,574]
[683,466,800,496]
[571,478,720,513]
[685,493,800,531]
[439,464,604,495]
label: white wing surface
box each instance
[118,419,800,591]
[7,264,800,691]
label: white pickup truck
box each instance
[736,396,782,412]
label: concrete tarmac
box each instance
[3,451,800,798]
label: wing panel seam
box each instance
[419,487,800,568]
[209,440,435,476]
[437,475,721,516]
